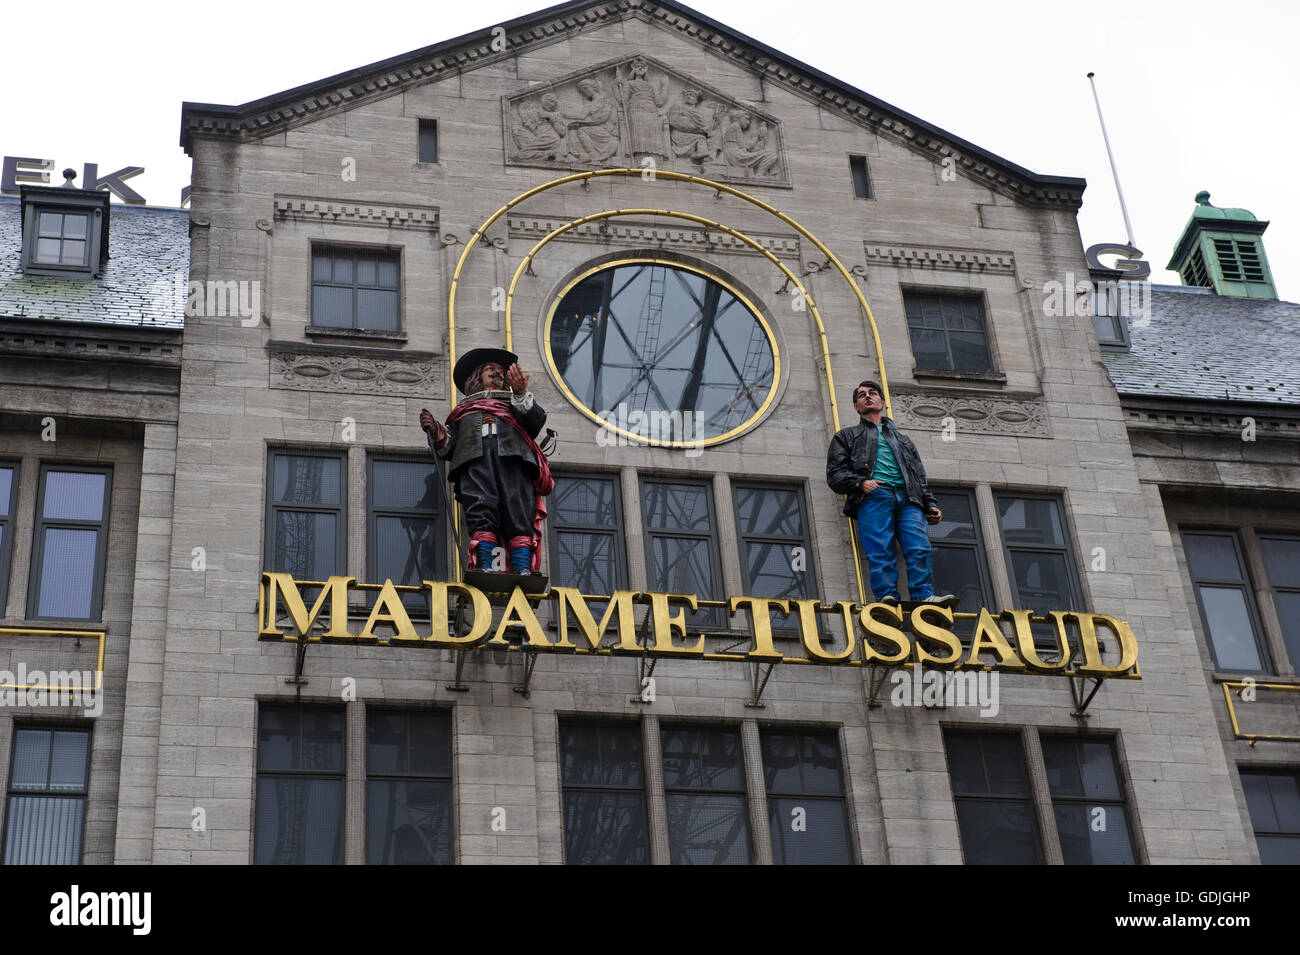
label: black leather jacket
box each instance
[438,391,547,481]
[826,416,939,517]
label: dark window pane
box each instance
[643,483,711,531]
[273,456,341,505]
[254,778,344,864]
[312,253,331,282]
[562,791,647,864]
[998,498,1065,547]
[10,730,53,790]
[1198,586,1263,671]
[35,238,60,262]
[554,530,616,593]
[273,511,337,579]
[378,260,399,288]
[904,292,992,372]
[372,460,439,511]
[301,709,346,771]
[43,471,106,521]
[560,723,642,788]
[357,255,377,287]
[38,212,63,236]
[1054,803,1136,864]
[944,734,989,795]
[375,516,438,589]
[3,796,84,864]
[767,797,851,864]
[48,731,90,791]
[1267,773,1300,831]
[60,240,86,264]
[1257,835,1300,864]
[651,536,716,597]
[1274,591,1300,670]
[37,527,98,618]
[418,119,438,163]
[333,255,353,284]
[312,286,353,327]
[929,491,975,541]
[954,800,1041,863]
[1008,551,1073,612]
[742,541,809,600]
[1183,533,1246,582]
[760,732,800,793]
[734,486,801,537]
[661,727,743,790]
[366,780,452,864]
[849,155,870,199]
[1260,537,1300,587]
[667,794,750,864]
[0,466,12,515]
[357,289,399,331]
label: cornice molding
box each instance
[862,243,1017,274]
[273,195,440,231]
[506,214,800,258]
[179,1,1084,209]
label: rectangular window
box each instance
[996,494,1083,646]
[926,488,995,639]
[848,155,871,199]
[1041,736,1136,864]
[34,211,90,267]
[1241,770,1300,864]
[21,193,106,277]
[418,119,438,164]
[0,462,17,615]
[733,482,816,633]
[367,457,445,612]
[547,473,627,595]
[27,465,112,621]
[266,451,346,584]
[1091,286,1129,347]
[903,291,994,373]
[255,705,345,864]
[761,728,852,864]
[1180,529,1271,673]
[1258,535,1300,671]
[311,246,400,332]
[366,709,453,864]
[559,721,648,864]
[3,726,91,865]
[662,725,751,864]
[944,731,1042,864]
[641,479,725,630]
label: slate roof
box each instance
[0,196,189,329]
[1102,285,1300,406]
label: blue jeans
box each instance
[856,487,934,600]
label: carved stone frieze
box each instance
[892,390,1051,438]
[503,53,789,186]
[863,244,1016,274]
[274,196,439,231]
[270,349,446,397]
[506,214,800,258]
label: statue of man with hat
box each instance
[419,348,553,574]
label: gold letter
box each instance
[550,588,640,652]
[358,580,418,643]
[910,604,962,667]
[964,609,1026,671]
[422,581,492,647]
[1072,612,1140,676]
[1005,609,1071,672]
[730,596,788,660]
[645,592,705,656]
[490,587,553,647]
[794,599,856,662]
[858,603,910,665]
[260,573,355,639]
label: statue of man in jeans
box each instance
[826,380,955,606]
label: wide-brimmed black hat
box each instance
[453,347,518,394]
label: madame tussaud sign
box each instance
[257,573,1140,678]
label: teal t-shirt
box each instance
[871,432,905,487]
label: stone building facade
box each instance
[1,0,1293,865]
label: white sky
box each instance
[4,0,1296,298]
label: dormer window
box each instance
[19,185,110,277]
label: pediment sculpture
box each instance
[502,54,789,186]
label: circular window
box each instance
[544,260,780,446]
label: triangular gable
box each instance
[179,0,1085,208]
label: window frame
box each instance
[1179,527,1273,675]
[1257,533,1300,673]
[264,449,348,584]
[364,707,454,865]
[19,189,108,278]
[546,471,628,595]
[848,154,871,200]
[26,463,113,622]
[2,723,93,865]
[994,492,1085,614]
[417,118,439,164]
[925,486,996,640]
[254,704,347,865]
[0,460,19,617]
[1240,768,1300,865]
[558,719,650,865]
[731,481,819,633]
[1039,734,1138,865]
[365,454,447,601]
[308,243,403,334]
[759,726,853,865]
[639,477,727,632]
[660,722,752,865]
[943,729,1044,865]
[901,288,997,376]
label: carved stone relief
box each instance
[503,54,789,186]
[270,348,446,397]
[892,390,1051,438]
